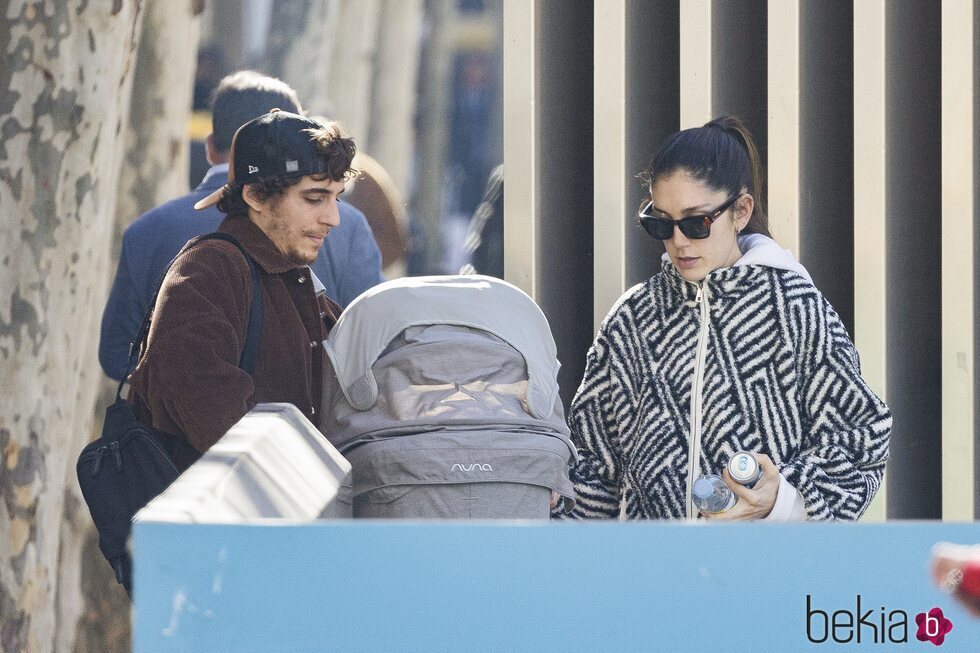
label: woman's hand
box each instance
[701,453,779,521]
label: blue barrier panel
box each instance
[133,521,980,652]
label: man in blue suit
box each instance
[99,71,383,381]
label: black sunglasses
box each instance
[637,194,742,240]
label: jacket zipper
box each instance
[686,280,710,518]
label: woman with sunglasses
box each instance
[561,116,890,521]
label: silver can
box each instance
[727,451,762,488]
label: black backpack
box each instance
[77,232,263,596]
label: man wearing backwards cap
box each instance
[98,70,383,382]
[127,109,355,470]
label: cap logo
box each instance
[285,160,299,173]
[248,165,259,174]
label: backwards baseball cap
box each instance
[194,109,332,210]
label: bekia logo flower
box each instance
[915,607,953,646]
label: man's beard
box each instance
[281,232,319,266]
[267,210,321,266]
[286,243,318,266]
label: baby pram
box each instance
[321,275,576,519]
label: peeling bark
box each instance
[81,1,201,650]
[71,528,130,653]
[0,2,144,651]
[113,0,200,259]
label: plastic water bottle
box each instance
[727,451,762,488]
[692,474,737,514]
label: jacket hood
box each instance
[658,233,812,284]
[733,233,812,283]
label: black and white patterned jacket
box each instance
[565,247,891,521]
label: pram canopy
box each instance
[320,275,576,516]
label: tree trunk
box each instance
[264,0,336,117]
[266,0,384,134]
[74,3,203,652]
[367,0,422,196]
[113,0,201,257]
[0,2,143,651]
[323,0,381,143]
[364,4,421,279]
[266,0,424,277]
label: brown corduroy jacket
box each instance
[128,215,341,471]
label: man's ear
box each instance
[205,135,217,165]
[242,184,264,213]
[205,135,231,166]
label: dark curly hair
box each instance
[216,121,357,218]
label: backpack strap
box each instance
[118,232,263,400]
[202,233,263,375]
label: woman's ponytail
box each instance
[704,116,769,236]
[643,115,771,238]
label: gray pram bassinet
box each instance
[321,275,576,518]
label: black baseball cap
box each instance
[195,109,331,210]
